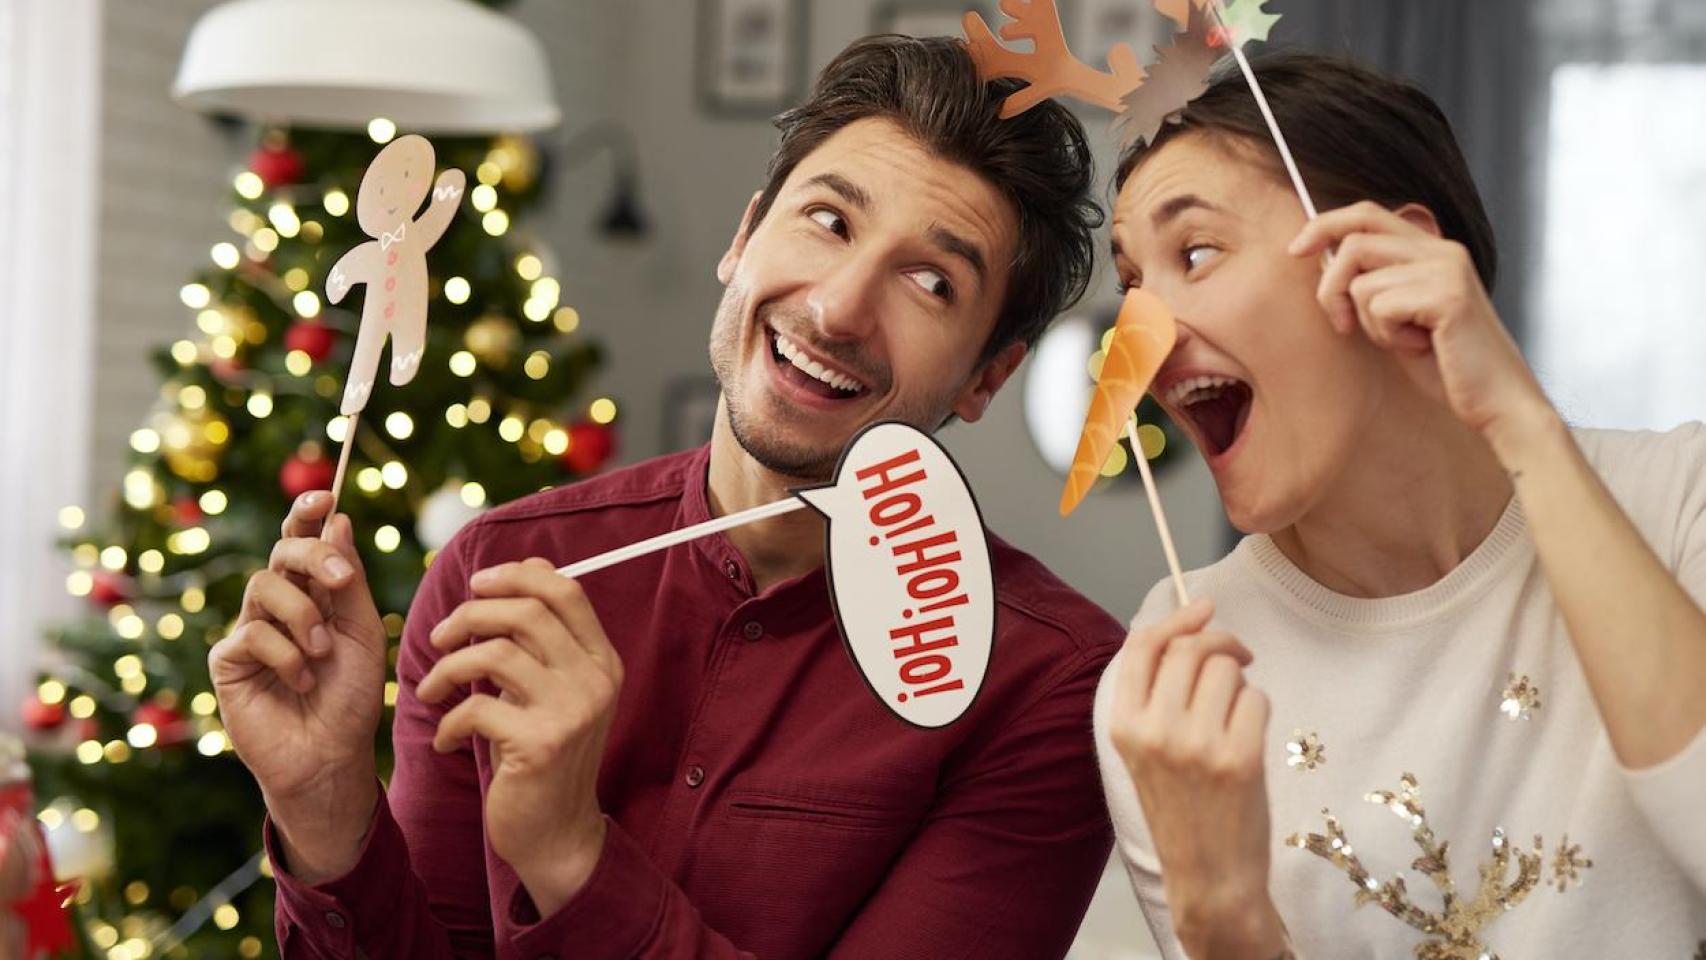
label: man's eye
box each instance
[906,267,954,303]
[809,208,848,238]
[1184,245,1220,272]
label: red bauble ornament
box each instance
[171,496,204,527]
[285,321,336,362]
[132,701,190,746]
[248,143,306,189]
[279,452,336,499]
[87,570,133,607]
[561,420,616,475]
[19,696,65,732]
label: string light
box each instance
[190,693,218,716]
[73,543,98,566]
[247,391,274,418]
[381,461,408,489]
[466,397,492,423]
[285,350,313,376]
[101,546,128,571]
[129,429,160,454]
[385,411,414,440]
[374,525,402,553]
[323,189,350,217]
[515,254,542,280]
[180,385,207,410]
[181,586,206,613]
[448,351,477,377]
[57,506,86,532]
[293,291,322,318]
[252,227,280,252]
[197,730,228,756]
[37,680,66,705]
[1100,443,1129,477]
[327,415,350,443]
[460,482,486,507]
[212,335,239,359]
[211,242,241,269]
[471,184,498,213]
[367,117,396,143]
[196,309,226,335]
[532,278,560,306]
[179,284,211,309]
[157,614,185,640]
[69,696,96,719]
[524,351,550,379]
[544,428,569,456]
[169,527,211,555]
[589,397,618,424]
[104,740,132,763]
[200,489,228,514]
[170,340,199,365]
[498,416,525,443]
[523,298,551,323]
[476,161,503,186]
[444,276,471,304]
[66,571,92,596]
[283,267,310,291]
[233,171,264,199]
[76,741,103,765]
[445,404,469,428]
[356,467,384,493]
[554,307,580,333]
[268,203,301,238]
[138,550,164,574]
[128,724,159,749]
[482,210,510,236]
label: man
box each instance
[213,34,1123,959]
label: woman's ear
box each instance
[1394,202,1444,239]
[717,191,765,285]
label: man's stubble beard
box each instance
[707,281,969,482]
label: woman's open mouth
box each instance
[1164,374,1253,458]
[768,327,868,402]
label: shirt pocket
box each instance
[725,787,919,833]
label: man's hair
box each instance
[751,34,1102,364]
[1116,53,1497,292]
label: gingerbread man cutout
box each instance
[325,134,465,415]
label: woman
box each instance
[1093,53,1706,958]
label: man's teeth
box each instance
[774,332,861,393]
[1165,374,1241,407]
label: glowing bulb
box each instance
[58,506,85,529]
[524,351,550,379]
[66,571,93,596]
[460,482,486,507]
[385,411,414,440]
[247,392,273,418]
[191,692,218,716]
[498,416,525,443]
[157,614,184,640]
[482,210,510,236]
[293,291,321,318]
[37,680,66,705]
[283,267,310,291]
[374,525,402,553]
[179,284,211,309]
[125,470,160,509]
[476,161,503,185]
[471,184,498,212]
[114,655,142,679]
[101,546,128,571]
[554,307,581,333]
[368,117,397,143]
[326,415,350,443]
[196,309,226,335]
[252,227,279,252]
[448,351,477,377]
[171,340,199,365]
[515,254,542,280]
[69,695,96,719]
[128,724,158,749]
[76,740,103,764]
[466,397,492,423]
[211,242,240,269]
[356,467,383,493]
[138,550,164,574]
[381,461,408,489]
[179,384,207,410]
[531,278,560,306]
[446,404,468,428]
[544,428,569,456]
[197,731,228,756]
[268,203,301,238]
[181,586,206,613]
[234,171,264,199]
[285,350,313,376]
[323,189,350,217]
[523,298,551,322]
[444,276,471,304]
[589,397,618,425]
[200,489,228,514]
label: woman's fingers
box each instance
[1289,200,1426,258]
[1116,599,1216,714]
[1188,652,1248,731]
[1149,631,1249,720]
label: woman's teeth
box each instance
[1165,374,1242,408]
[773,331,862,394]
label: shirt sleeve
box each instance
[1092,580,1189,960]
[1618,421,1706,896]
[825,643,1117,960]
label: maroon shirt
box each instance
[269,444,1123,959]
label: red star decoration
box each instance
[9,842,74,958]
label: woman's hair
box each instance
[1115,52,1497,292]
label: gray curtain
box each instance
[1263,0,1541,343]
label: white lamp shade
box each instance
[173,0,560,133]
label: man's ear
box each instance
[1394,202,1444,239]
[717,191,765,285]
[952,340,1028,424]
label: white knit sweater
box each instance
[1094,425,1706,959]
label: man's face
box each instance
[709,117,1024,481]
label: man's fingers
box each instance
[281,491,334,540]
[212,619,315,693]
[241,570,332,658]
[269,536,356,591]
[417,639,545,706]
[467,561,618,672]
[433,692,528,754]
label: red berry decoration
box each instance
[248,143,306,190]
[285,321,336,362]
[87,569,133,607]
[20,695,65,731]
[279,451,336,498]
[561,420,616,475]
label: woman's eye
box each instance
[1184,245,1220,272]
[906,267,954,303]
[809,208,848,238]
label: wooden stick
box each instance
[1128,416,1190,606]
[556,497,809,580]
[1210,0,1319,221]
[322,412,359,539]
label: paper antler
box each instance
[962,0,1146,117]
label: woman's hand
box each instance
[1290,201,1557,458]
[1108,599,1290,959]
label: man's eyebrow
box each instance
[1152,194,1227,228]
[801,172,873,213]
[927,224,988,292]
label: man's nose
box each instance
[806,256,883,341]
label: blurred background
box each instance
[0,0,1701,956]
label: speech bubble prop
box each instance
[554,421,994,728]
[796,422,995,729]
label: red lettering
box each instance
[868,492,922,528]
[890,616,959,659]
[856,448,926,500]
[892,530,960,576]
[907,567,959,600]
[899,654,953,685]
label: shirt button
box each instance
[723,561,739,579]
[685,765,706,788]
[741,621,763,641]
[324,912,346,929]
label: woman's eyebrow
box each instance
[1152,194,1227,227]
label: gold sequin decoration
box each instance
[1550,834,1592,892]
[1499,673,1541,721]
[1286,773,1588,960]
[1286,729,1326,771]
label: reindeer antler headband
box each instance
[962,0,1316,218]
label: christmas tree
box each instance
[18,115,619,958]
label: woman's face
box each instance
[1112,133,1394,533]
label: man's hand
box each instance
[209,492,388,882]
[1107,599,1289,959]
[418,558,623,917]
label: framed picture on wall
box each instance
[873,0,992,39]
[1073,0,1167,71]
[697,0,809,117]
